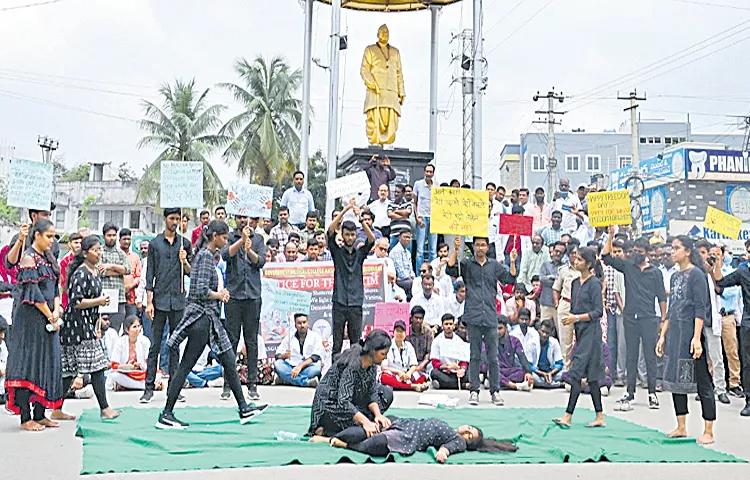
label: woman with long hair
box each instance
[156,220,268,430]
[60,235,120,419]
[308,330,394,437]
[554,247,606,428]
[656,235,715,445]
[311,418,517,462]
[107,315,151,391]
[5,220,64,431]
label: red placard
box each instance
[498,214,533,237]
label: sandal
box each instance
[552,418,571,429]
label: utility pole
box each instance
[533,89,564,197]
[325,0,342,225]
[454,29,474,185]
[428,5,441,157]
[618,90,646,167]
[299,0,314,187]
[471,0,484,189]
[37,135,59,164]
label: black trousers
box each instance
[332,303,363,355]
[145,309,182,391]
[335,425,391,457]
[62,370,108,410]
[739,325,750,399]
[625,316,658,395]
[566,379,603,415]
[14,388,45,424]
[165,316,246,413]
[225,298,261,385]
[431,368,469,390]
[672,339,716,421]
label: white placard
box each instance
[325,171,371,200]
[7,158,54,210]
[99,288,120,314]
[160,161,204,209]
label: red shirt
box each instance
[191,225,204,246]
[60,252,74,309]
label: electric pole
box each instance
[741,115,750,151]
[618,90,646,167]
[453,29,474,185]
[533,89,564,196]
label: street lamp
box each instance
[37,135,59,163]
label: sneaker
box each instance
[648,393,659,409]
[239,404,269,425]
[741,401,750,417]
[206,378,224,388]
[517,382,532,392]
[220,385,231,401]
[468,391,479,406]
[615,393,634,412]
[177,394,186,403]
[717,393,730,404]
[431,379,440,390]
[247,384,260,401]
[307,377,319,388]
[600,385,610,397]
[491,392,504,406]
[155,411,189,430]
[614,379,626,388]
[139,390,154,404]
[74,384,95,399]
[729,386,744,398]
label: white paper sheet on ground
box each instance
[417,393,459,408]
[99,289,120,314]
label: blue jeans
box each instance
[159,328,170,372]
[416,216,437,265]
[274,359,322,387]
[187,365,223,388]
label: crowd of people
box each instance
[0,153,749,453]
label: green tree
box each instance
[136,79,227,208]
[77,195,96,228]
[219,55,302,189]
[60,163,90,182]
[0,179,19,222]
[52,154,68,182]
[118,162,138,182]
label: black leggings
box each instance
[14,388,45,424]
[566,379,603,415]
[334,425,391,457]
[672,344,716,421]
[62,370,109,410]
[165,316,247,413]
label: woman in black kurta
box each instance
[656,235,715,445]
[554,247,606,428]
[5,220,63,431]
[308,330,394,437]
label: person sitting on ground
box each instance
[186,346,224,388]
[96,314,118,360]
[274,313,325,388]
[266,238,281,262]
[429,314,469,390]
[108,315,151,391]
[532,320,563,388]
[430,243,456,297]
[314,230,333,261]
[303,238,323,262]
[356,211,384,246]
[497,315,534,392]
[510,308,541,369]
[311,418,517,463]
[282,239,303,263]
[504,283,537,327]
[562,341,613,397]
[406,306,433,379]
[381,321,429,392]
[386,271,407,302]
[445,280,466,319]
[410,274,445,330]
[390,230,416,299]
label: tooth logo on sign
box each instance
[689,151,707,179]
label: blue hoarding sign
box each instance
[687,149,750,181]
[638,148,686,186]
[641,185,667,231]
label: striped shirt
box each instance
[388,198,412,237]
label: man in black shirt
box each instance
[141,208,193,404]
[602,230,666,410]
[221,214,266,401]
[328,198,375,354]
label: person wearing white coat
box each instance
[107,316,153,391]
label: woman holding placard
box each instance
[59,235,120,420]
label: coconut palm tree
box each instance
[136,79,227,208]
[219,55,302,188]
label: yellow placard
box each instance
[587,189,632,227]
[430,187,489,237]
[705,206,741,240]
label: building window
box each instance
[103,210,124,228]
[679,137,687,143]
[531,154,546,172]
[84,210,100,231]
[129,210,141,230]
[647,137,655,144]
[640,137,647,144]
[665,137,672,145]
[565,155,580,172]
[55,209,66,230]
[654,137,662,144]
[618,155,633,168]
[585,155,601,172]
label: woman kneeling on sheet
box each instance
[310,418,517,463]
[307,330,394,437]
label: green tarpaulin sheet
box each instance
[75,406,743,475]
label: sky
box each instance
[1,0,749,188]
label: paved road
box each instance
[2,385,748,479]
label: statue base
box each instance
[338,146,434,188]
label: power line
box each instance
[484,0,557,56]
[0,0,73,12]
[0,67,154,89]
[0,87,138,122]
[484,0,530,36]
[671,0,750,10]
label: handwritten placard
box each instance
[705,206,741,240]
[499,214,533,237]
[227,183,273,218]
[440,338,470,362]
[325,171,371,200]
[7,158,54,211]
[587,189,631,227]
[430,187,489,237]
[99,288,120,314]
[373,302,410,336]
[261,278,312,316]
[160,161,204,209]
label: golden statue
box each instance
[360,24,405,145]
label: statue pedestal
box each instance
[338,146,434,188]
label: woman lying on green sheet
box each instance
[310,417,517,463]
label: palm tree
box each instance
[219,55,302,189]
[136,79,227,208]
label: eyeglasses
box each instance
[420,270,429,274]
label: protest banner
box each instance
[430,187,489,237]
[260,261,385,358]
[227,183,273,218]
[440,339,470,363]
[7,158,54,211]
[160,161,204,209]
[704,206,741,240]
[373,302,410,336]
[325,171,371,200]
[499,214,533,237]
[587,189,632,227]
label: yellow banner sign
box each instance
[705,206,741,240]
[430,187,489,237]
[588,189,632,227]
